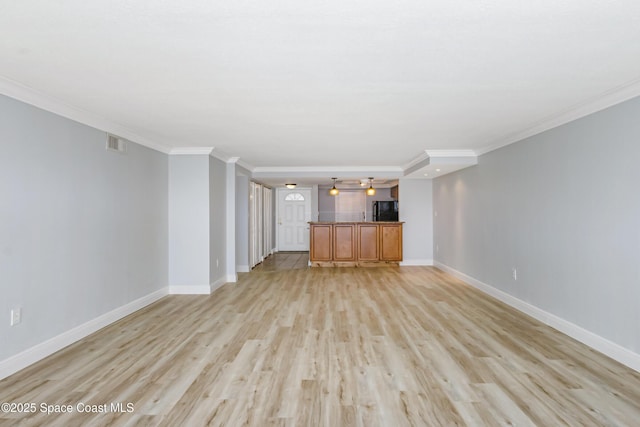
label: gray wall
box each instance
[398,179,433,264]
[210,156,228,283]
[318,186,336,221]
[0,94,168,360]
[168,155,210,287]
[168,155,230,288]
[433,96,640,354]
[311,185,319,222]
[235,174,249,271]
[225,162,236,280]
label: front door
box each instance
[277,188,311,251]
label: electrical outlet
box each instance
[512,268,518,281]
[11,307,22,326]
[216,258,219,268]
[436,244,439,253]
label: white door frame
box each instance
[263,186,272,257]
[249,182,263,268]
[276,187,312,252]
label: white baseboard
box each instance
[434,261,640,373]
[400,259,434,266]
[236,265,250,273]
[0,288,168,381]
[226,274,238,283]
[168,284,211,295]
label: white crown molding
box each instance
[427,157,478,167]
[0,75,173,154]
[252,167,405,182]
[210,148,247,166]
[425,149,477,158]
[253,165,404,174]
[402,150,478,178]
[169,147,214,155]
[236,159,254,171]
[210,148,230,162]
[403,151,431,176]
[246,156,474,181]
[209,148,241,163]
[402,151,430,170]
[476,76,640,156]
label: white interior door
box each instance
[277,188,311,251]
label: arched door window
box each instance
[284,192,305,201]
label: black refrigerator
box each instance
[372,201,399,221]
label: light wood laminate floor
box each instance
[2,265,640,426]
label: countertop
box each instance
[309,221,404,224]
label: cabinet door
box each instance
[310,225,332,261]
[390,185,399,200]
[357,224,379,261]
[333,224,356,261]
[379,224,403,261]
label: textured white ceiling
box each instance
[2,1,640,170]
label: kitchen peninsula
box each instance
[309,222,403,266]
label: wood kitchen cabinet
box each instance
[357,223,379,261]
[390,185,399,200]
[333,224,356,261]
[310,224,332,262]
[309,222,403,266]
[379,223,403,261]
